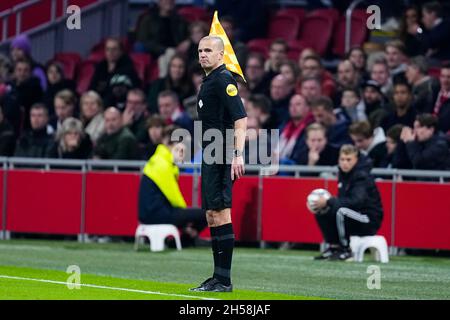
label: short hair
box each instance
[162,124,181,145]
[349,121,373,139]
[81,90,103,110]
[385,40,407,55]
[146,114,166,130]
[301,76,321,87]
[280,60,300,79]
[310,96,334,113]
[423,1,442,17]
[340,144,359,156]
[409,56,429,75]
[346,47,367,61]
[303,55,322,68]
[416,113,438,131]
[247,94,272,114]
[14,58,31,68]
[55,89,77,106]
[342,86,361,99]
[442,62,450,71]
[338,59,357,72]
[128,88,146,102]
[105,37,124,51]
[393,81,412,92]
[158,90,179,104]
[246,52,265,67]
[306,122,327,138]
[46,61,65,78]
[30,103,49,115]
[58,117,84,139]
[386,124,404,143]
[270,38,288,52]
[372,58,389,71]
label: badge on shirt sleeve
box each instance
[226,84,238,97]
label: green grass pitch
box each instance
[0,239,449,300]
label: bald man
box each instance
[189,36,247,292]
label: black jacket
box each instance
[14,128,54,158]
[405,134,450,170]
[327,155,383,228]
[0,121,16,156]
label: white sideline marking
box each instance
[0,275,220,300]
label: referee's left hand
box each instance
[231,156,245,181]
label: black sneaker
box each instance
[328,248,354,261]
[189,278,233,292]
[314,247,336,260]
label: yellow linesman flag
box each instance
[209,11,246,82]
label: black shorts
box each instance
[201,162,233,211]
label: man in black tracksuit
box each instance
[312,144,384,261]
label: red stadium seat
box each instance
[76,60,95,94]
[428,67,441,79]
[246,39,271,59]
[308,8,340,25]
[277,8,306,22]
[296,14,334,56]
[267,13,301,41]
[130,52,152,84]
[331,9,370,57]
[87,51,105,63]
[178,6,210,23]
[53,52,82,80]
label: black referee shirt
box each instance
[197,64,247,151]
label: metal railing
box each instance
[345,0,366,53]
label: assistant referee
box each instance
[190,36,247,292]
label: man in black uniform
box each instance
[190,36,247,292]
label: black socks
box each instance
[210,223,234,286]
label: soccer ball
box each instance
[306,189,331,214]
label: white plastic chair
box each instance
[134,224,182,252]
[350,235,389,263]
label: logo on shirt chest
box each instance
[198,99,203,108]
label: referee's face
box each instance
[198,38,223,72]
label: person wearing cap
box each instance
[362,80,389,129]
[103,74,134,111]
[10,34,47,91]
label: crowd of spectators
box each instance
[0,0,449,173]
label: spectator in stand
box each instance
[9,34,47,91]
[297,123,339,167]
[104,74,134,112]
[349,121,387,168]
[279,94,314,164]
[335,60,360,105]
[379,124,405,168]
[405,56,440,114]
[157,90,193,134]
[147,54,194,114]
[89,37,140,98]
[138,125,207,247]
[432,63,450,134]
[264,39,288,81]
[176,21,208,68]
[346,47,369,82]
[299,77,322,104]
[400,113,450,170]
[142,114,166,160]
[399,5,423,57]
[244,115,274,166]
[134,0,188,77]
[385,40,408,84]
[407,1,450,62]
[0,106,16,156]
[183,64,204,121]
[269,74,294,128]
[299,55,336,99]
[80,91,105,145]
[280,60,300,90]
[310,96,352,148]
[362,80,388,129]
[43,61,76,116]
[370,59,393,99]
[93,107,139,160]
[0,53,12,86]
[245,94,274,130]
[381,82,417,132]
[298,48,317,70]
[245,53,270,96]
[122,89,149,148]
[312,144,383,261]
[51,89,77,133]
[7,59,43,131]
[340,87,367,123]
[49,117,92,159]
[14,103,54,158]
